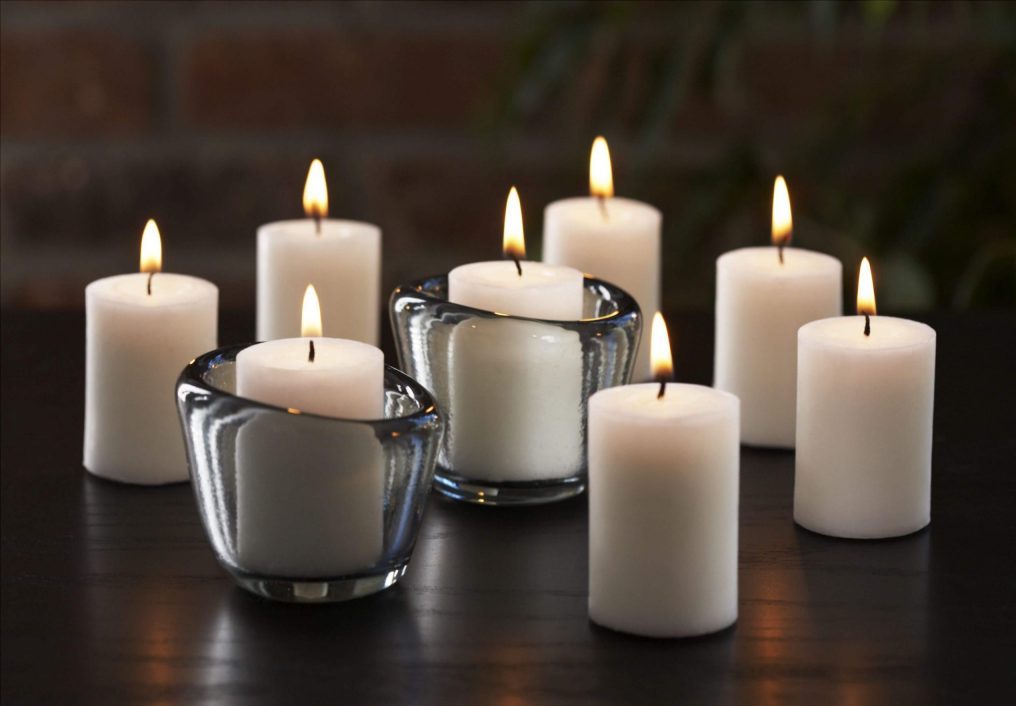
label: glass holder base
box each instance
[434,468,586,506]
[232,566,407,603]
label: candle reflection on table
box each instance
[81,476,220,701]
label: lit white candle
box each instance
[714,176,841,448]
[236,285,385,576]
[544,137,661,381]
[447,187,585,482]
[84,220,218,485]
[257,159,381,344]
[795,259,936,539]
[589,314,739,637]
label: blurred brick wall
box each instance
[2,1,1014,311]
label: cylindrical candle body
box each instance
[588,383,739,638]
[445,260,585,482]
[714,246,841,448]
[257,219,381,344]
[448,260,584,320]
[235,338,385,576]
[85,273,218,484]
[448,318,582,481]
[795,316,936,539]
[236,337,383,419]
[543,197,661,381]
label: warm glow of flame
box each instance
[301,284,323,337]
[650,312,674,382]
[772,175,792,246]
[589,136,614,198]
[139,219,162,273]
[857,257,876,316]
[303,159,328,220]
[502,186,526,260]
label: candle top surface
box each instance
[800,315,935,351]
[87,272,217,307]
[591,383,739,424]
[718,246,841,278]
[237,337,383,372]
[258,218,380,240]
[545,196,661,230]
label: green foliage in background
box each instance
[484,0,1016,310]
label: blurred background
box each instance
[2,0,1014,313]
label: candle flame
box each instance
[139,219,162,273]
[650,312,674,384]
[589,136,614,198]
[502,186,526,261]
[772,175,792,247]
[303,159,328,220]
[857,257,876,316]
[301,284,323,337]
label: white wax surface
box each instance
[235,416,384,578]
[448,318,583,482]
[588,383,740,638]
[448,260,584,320]
[84,272,218,484]
[795,316,936,539]
[543,196,661,381]
[236,337,384,419]
[714,246,841,448]
[256,219,381,344]
[234,337,385,576]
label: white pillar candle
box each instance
[235,286,385,576]
[589,314,739,638]
[543,137,661,381]
[446,187,585,482]
[795,259,936,539]
[257,159,381,344]
[84,220,218,485]
[714,176,841,448]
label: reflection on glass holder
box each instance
[176,344,443,603]
[390,275,642,506]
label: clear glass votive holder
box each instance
[390,275,641,506]
[176,343,443,603]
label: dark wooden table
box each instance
[3,309,1015,705]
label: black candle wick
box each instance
[146,272,154,296]
[308,339,316,362]
[864,313,871,337]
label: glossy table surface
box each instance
[2,310,1015,705]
